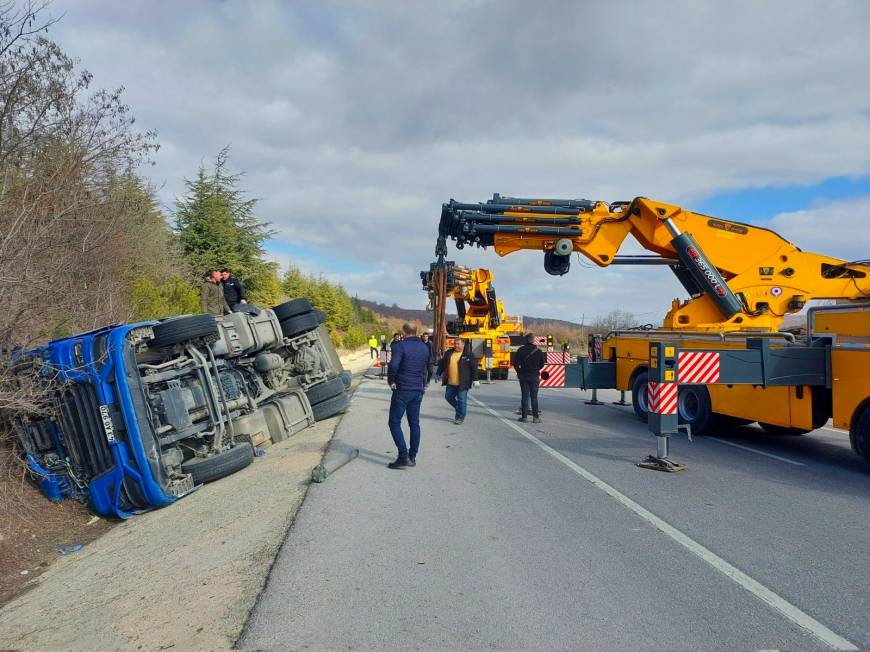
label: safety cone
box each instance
[373,357,381,368]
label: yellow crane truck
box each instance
[421,263,523,380]
[434,194,870,464]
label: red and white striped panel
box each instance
[539,364,566,387]
[533,336,547,346]
[647,381,678,415]
[678,351,720,384]
[545,351,572,364]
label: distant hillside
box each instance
[357,300,435,325]
[357,299,589,350]
[357,299,582,329]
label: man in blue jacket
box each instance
[386,323,430,469]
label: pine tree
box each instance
[174,147,274,292]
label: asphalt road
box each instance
[240,376,870,651]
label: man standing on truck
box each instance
[386,323,430,469]
[201,269,231,316]
[511,333,544,423]
[436,338,480,425]
[220,268,247,311]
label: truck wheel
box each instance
[305,376,346,405]
[312,392,350,421]
[849,403,870,464]
[149,315,219,349]
[758,423,810,436]
[273,298,313,321]
[339,370,352,389]
[678,385,714,435]
[631,370,648,422]
[279,311,324,338]
[181,443,254,485]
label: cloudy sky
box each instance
[51,0,870,323]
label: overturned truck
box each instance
[14,299,351,518]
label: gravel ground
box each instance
[0,349,372,652]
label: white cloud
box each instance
[768,197,870,262]
[47,0,870,321]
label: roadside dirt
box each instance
[0,467,113,606]
[0,348,374,651]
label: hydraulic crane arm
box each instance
[436,194,870,332]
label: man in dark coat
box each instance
[420,332,436,386]
[220,269,247,311]
[386,323,430,469]
[511,333,545,423]
[435,338,480,425]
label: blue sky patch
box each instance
[695,175,870,223]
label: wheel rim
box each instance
[679,389,700,422]
[637,382,648,413]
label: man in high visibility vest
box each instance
[368,335,379,359]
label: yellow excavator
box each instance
[434,194,870,463]
[421,263,523,380]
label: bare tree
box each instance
[590,309,638,334]
[0,1,159,518]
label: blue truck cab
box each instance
[15,302,348,518]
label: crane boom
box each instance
[436,194,870,332]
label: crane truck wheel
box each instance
[849,403,870,464]
[631,370,649,422]
[678,385,714,435]
[758,422,810,436]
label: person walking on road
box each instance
[420,332,436,386]
[386,323,430,469]
[436,338,480,425]
[368,335,379,359]
[511,333,545,423]
[201,269,231,316]
[220,269,247,311]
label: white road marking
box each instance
[471,395,858,651]
[821,426,848,435]
[706,437,806,467]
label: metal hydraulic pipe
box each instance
[454,211,582,225]
[611,256,681,265]
[489,194,596,210]
[471,224,582,237]
[450,201,584,216]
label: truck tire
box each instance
[273,298,313,321]
[758,422,810,436]
[678,385,714,435]
[312,392,350,421]
[339,370,352,389]
[149,315,219,349]
[181,443,254,484]
[305,376,346,405]
[849,403,870,465]
[631,370,649,422]
[279,311,324,338]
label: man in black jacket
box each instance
[511,333,545,423]
[220,269,247,311]
[386,323,430,469]
[435,338,480,425]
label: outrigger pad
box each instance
[636,456,687,473]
